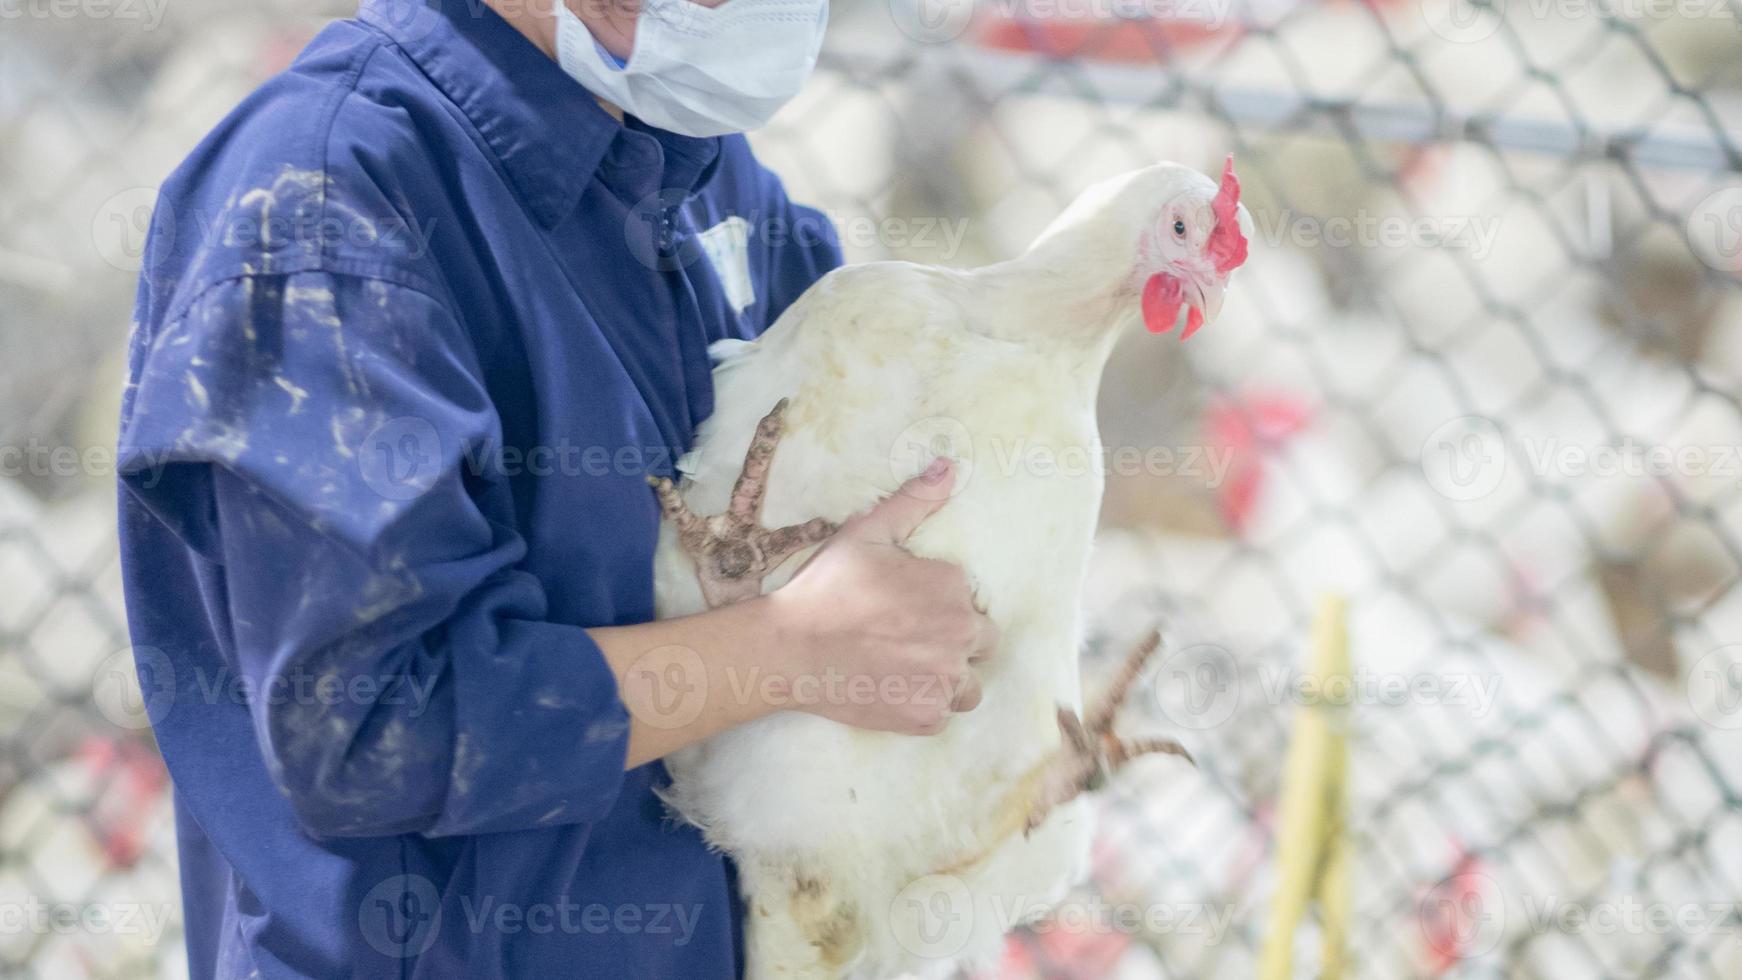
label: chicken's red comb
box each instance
[1207,154,1249,275]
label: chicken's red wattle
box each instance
[1141,273,1184,334]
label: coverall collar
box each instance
[361,0,723,228]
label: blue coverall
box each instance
[116,1,841,975]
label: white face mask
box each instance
[554,0,828,138]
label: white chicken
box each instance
[647,159,1252,979]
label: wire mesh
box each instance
[1,0,1739,977]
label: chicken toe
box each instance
[1024,632,1194,833]
[650,398,838,608]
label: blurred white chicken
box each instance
[648,160,1251,979]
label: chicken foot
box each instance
[649,398,838,608]
[933,632,1193,879]
[1023,632,1194,833]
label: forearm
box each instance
[590,595,800,769]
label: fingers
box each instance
[947,605,996,715]
[950,673,983,713]
[905,598,993,732]
[967,611,999,664]
[926,559,996,663]
[914,665,979,732]
[845,457,956,544]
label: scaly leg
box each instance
[1025,632,1194,833]
[929,632,1194,880]
[649,398,838,608]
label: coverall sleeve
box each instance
[117,270,631,839]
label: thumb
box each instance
[848,458,957,544]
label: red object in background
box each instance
[261,30,318,78]
[977,840,1141,979]
[974,10,1239,63]
[1418,845,1488,976]
[987,925,1135,980]
[1499,557,1546,638]
[973,0,1425,66]
[75,736,169,869]
[1204,392,1314,534]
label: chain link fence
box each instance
[2,0,1740,976]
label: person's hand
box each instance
[763,458,998,734]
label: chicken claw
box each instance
[1025,632,1194,833]
[649,398,838,608]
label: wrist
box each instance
[752,588,821,688]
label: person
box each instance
[114,0,996,975]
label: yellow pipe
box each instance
[1259,594,1351,980]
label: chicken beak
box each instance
[1181,277,1226,341]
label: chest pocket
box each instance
[694,216,755,316]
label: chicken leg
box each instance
[1025,632,1194,833]
[649,398,838,608]
[934,633,1193,879]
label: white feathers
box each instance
[653,163,1230,979]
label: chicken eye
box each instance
[1172,219,1187,237]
